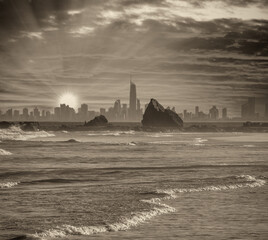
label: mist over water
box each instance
[0,128,267,240]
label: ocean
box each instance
[0,126,267,240]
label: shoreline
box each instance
[1,121,268,133]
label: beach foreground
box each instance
[0,128,267,240]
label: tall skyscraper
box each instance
[129,80,137,120]
[222,108,227,119]
[248,97,255,118]
[265,103,268,119]
[195,106,199,117]
[241,97,256,120]
[209,106,219,120]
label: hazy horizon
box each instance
[0,0,268,117]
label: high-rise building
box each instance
[114,99,121,120]
[241,97,256,120]
[248,97,255,118]
[209,106,219,120]
[6,109,12,120]
[265,103,268,119]
[80,104,88,121]
[23,108,29,120]
[195,106,199,117]
[14,110,19,120]
[129,81,137,120]
[54,107,60,121]
[34,107,40,119]
[222,108,227,119]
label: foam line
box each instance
[30,175,265,239]
[0,181,20,188]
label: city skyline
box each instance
[1,81,268,121]
[0,0,267,117]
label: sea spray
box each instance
[0,181,20,188]
[0,126,55,141]
[0,148,12,155]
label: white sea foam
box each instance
[192,138,208,146]
[243,144,255,148]
[156,175,266,199]
[30,175,265,239]
[62,130,69,133]
[88,131,135,136]
[32,197,175,239]
[0,181,20,188]
[0,148,12,155]
[0,126,55,141]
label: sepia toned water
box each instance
[0,127,267,240]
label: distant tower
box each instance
[222,108,227,119]
[129,77,137,120]
[195,106,199,117]
[248,97,255,119]
[265,103,268,119]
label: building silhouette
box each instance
[209,106,219,120]
[129,81,137,121]
[241,97,256,120]
[222,108,227,119]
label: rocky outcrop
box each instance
[142,99,183,128]
[0,121,14,129]
[85,115,108,126]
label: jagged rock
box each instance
[142,99,183,128]
[0,121,14,129]
[85,115,108,126]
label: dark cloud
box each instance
[187,0,268,7]
[0,0,267,116]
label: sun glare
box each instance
[59,92,78,109]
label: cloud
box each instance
[69,26,95,37]
[21,31,44,40]
[67,9,84,16]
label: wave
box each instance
[0,148,12,155]
[156,175,266,200]
[88,130,135,137]
[29,175,265,239]
[192,138,208,146]
[127,141,137,146]
[0,126,55,141]
[0,181,20,188]
[31,198,175,239]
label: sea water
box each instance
[0,127,267,240]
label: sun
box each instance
[59,92,78,109]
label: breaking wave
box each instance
[31,197,175,239]
[0,148,12,155]
[0,181,20,189]
[157,175,266,200]
[29,175,265,239]
[88,131,135,136]
[0,126,55,141]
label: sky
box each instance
[0,0,268,117]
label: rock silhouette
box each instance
[85,115,108,126]
[142,99,183,128]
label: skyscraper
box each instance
[129,80,137,120]
[209,106,219,120]
[222,108,227,119]
[265,103,268,119]
[241,97,256,120]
